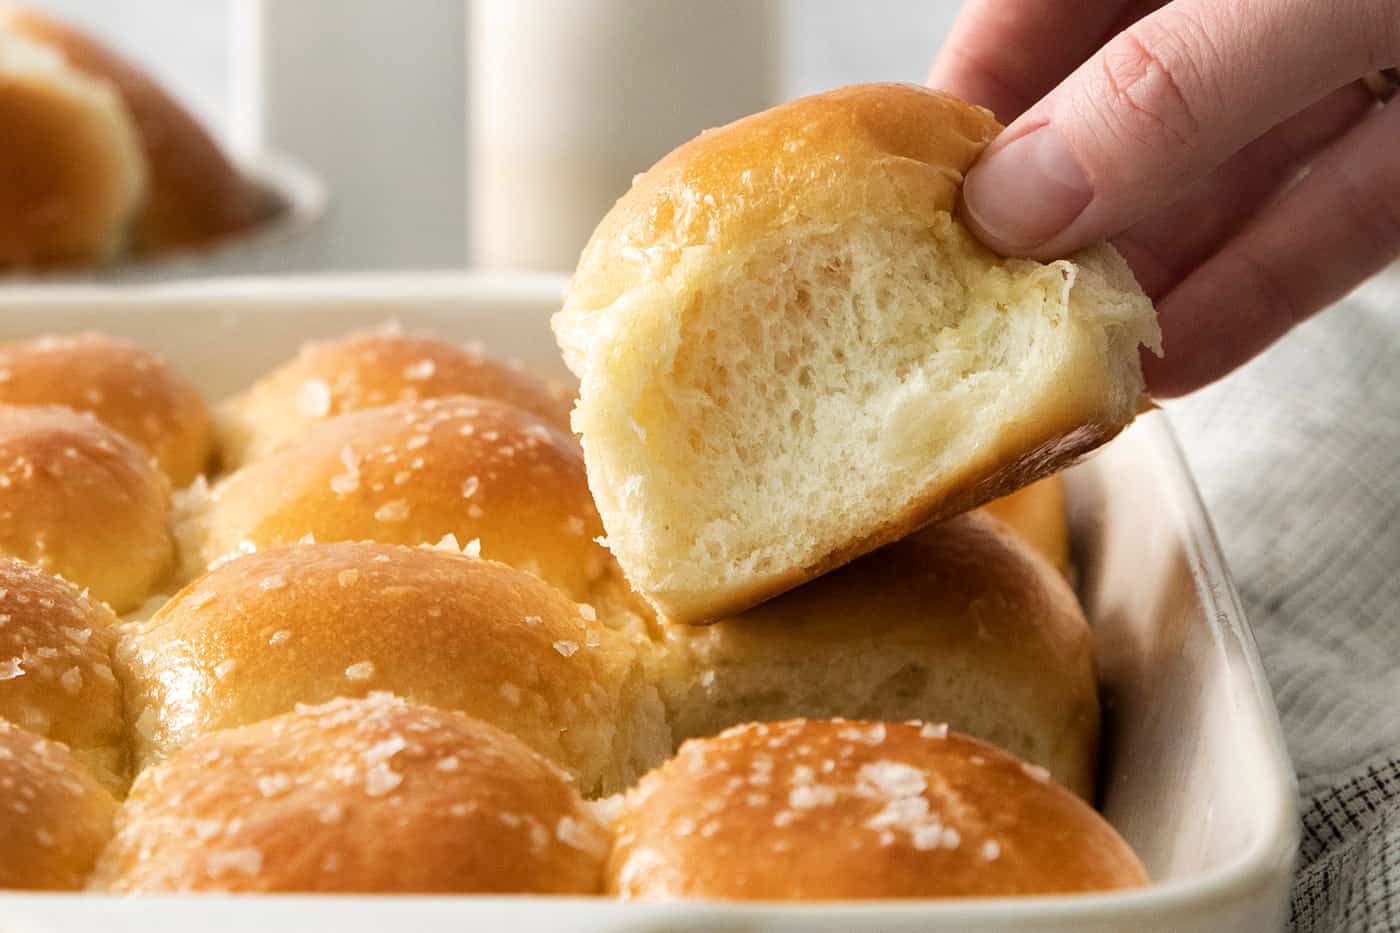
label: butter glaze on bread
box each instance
[218,329,573,468]
[120,542,668,795]
[92,695,609,894]
[0,405,172,612]
[180,395,611,605]
[607,719,1146,900]
[554,83,1160,623]
[654,510,1098,798]
[0,720,116,890]
[0,332,212,485]
[0,557,126,793]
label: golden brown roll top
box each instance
[0,19,144,268]
[181,395,610,605]
[0,405,171,612]
[654,510,1099,799]
[91,695,609,894]
[218,329,574,467]
[0,557,125,792]
[119,541,669,795]
[607,719,1146,900]
[0,332,212,485]
[0,3,260,256]
[982,474,1072,577]
[0,719,117,890]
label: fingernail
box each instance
[963,123,1093,255]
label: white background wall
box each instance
[25,1,965,271]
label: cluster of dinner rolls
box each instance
[0,4,264,270]
[0,82,1164,901]
[0,317,1145,901]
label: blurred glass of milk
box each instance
[469,0,781,272]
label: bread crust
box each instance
[0,405,172,612]
[93,696,608,894]
[607,719,1146,900]
[0,332,211,485]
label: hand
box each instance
[929,0,1400,396]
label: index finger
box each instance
[928,0,1142,122]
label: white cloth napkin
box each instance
[1165,264,1400,932]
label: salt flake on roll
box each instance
[554,83,1160,624]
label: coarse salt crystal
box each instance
[981,839,1001,861]
[553,640,579,657]
[345,661,376,681]
[374,499,410,523]
[256,773,292,797]
[268,630,292,646]
[403,359,436,381]
[207,847,263,877]
[296,379,332,417]
[920,722,950,740]
[461,476,480,498]
[59,667,81,695]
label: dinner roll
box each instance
[0,558,125,792]
[0,20,144,268]
[655,510,1098,798]
[218,328,573,467]
[0,4,260,255]
[553,83,1160,623]
[607,719,1146,900]
[0,405,172,613]
[180,396,610,605]
[982,475,1071,577]
[0,719,117,890]
[120,542,668,795]
[92,694,609,894]
[0,332,212,485]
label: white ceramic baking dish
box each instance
[0,274,1298,932]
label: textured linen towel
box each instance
[1166,263,1400,932]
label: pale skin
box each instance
[929,0,1400,396]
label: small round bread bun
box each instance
[0,20,145,268]
[981,474,1071,577]
[119,541,668,795]
[92,694,610,894]
[0,4,260,255]
[0,719,117,890]
[0,405,172,613]
[0,332,212,485]
[217,328,574,467]
[607,719,1146,900]
[553,83,1161,624]
[0,557,124,792]
[181,395,609,604]
[654,510,1098,798]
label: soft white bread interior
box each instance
[0,3,260,256]
[981,474,1071,577]
[0,332,212,485]
[0,405,172,612]
[0,21,145,268]
[119,541,669,795]
[217,328,574,468]
[653,510,1098,798]
[553,83,1160,623]
[91,695,610,894]
[606,719,1146,900]
[178,396,613,607]
[0,719,117,890]
[0,557,126,793]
